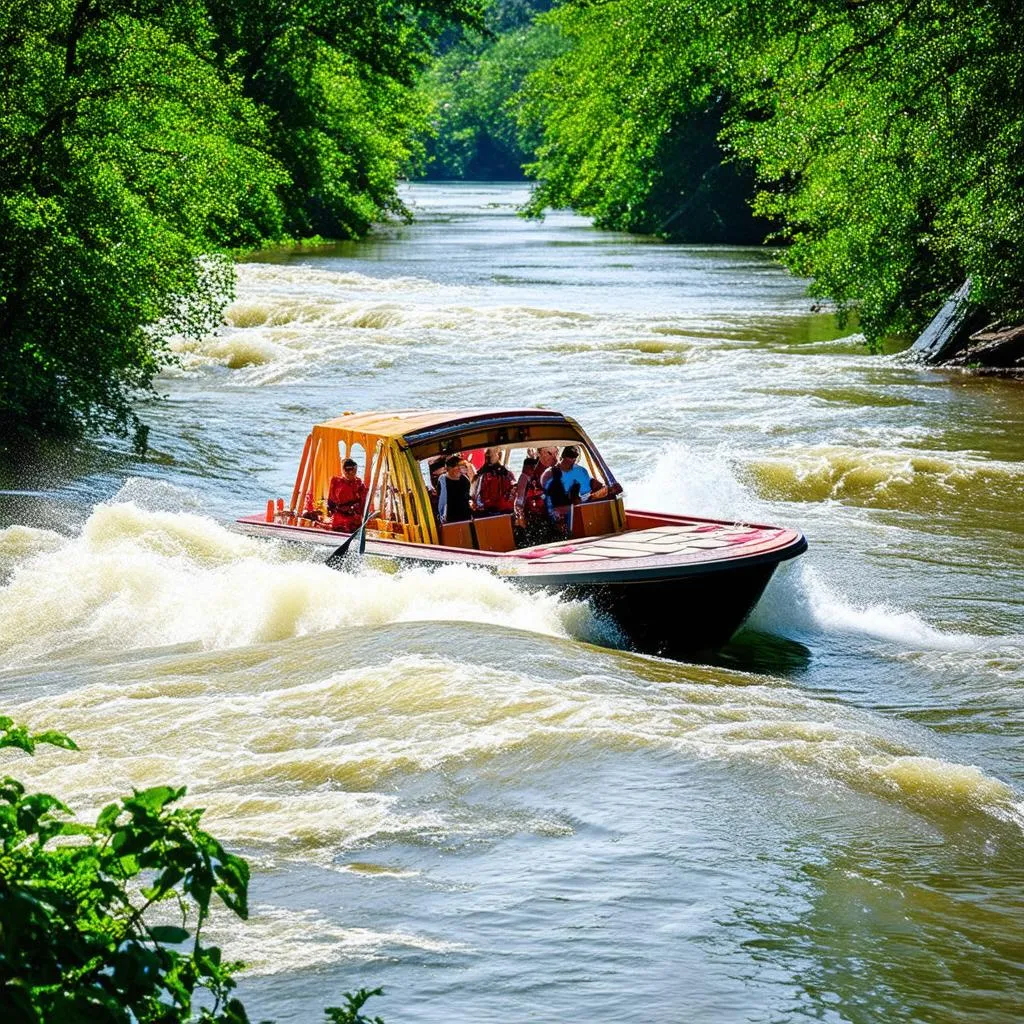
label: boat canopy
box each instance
[288,408,614,546]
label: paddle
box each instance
[324,508,374,569]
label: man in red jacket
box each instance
[327,458,367,532]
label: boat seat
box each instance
[440,521,476,549]
[473,513,515,552]
[570,497,624,539]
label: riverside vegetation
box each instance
[0,0,483,451]
[0,716,384,1023]
[426,0,1024,348]
[3,0,1023,444]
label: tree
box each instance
[0,0,285,449]
[0,0,486,451]
[419,21,567,180]
[519,0,767,242]
[204,0,487,236]
[519,0,1024,341]
[723,0,1024,339]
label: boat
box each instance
[236,409,807,656]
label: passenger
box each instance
[327,458,367,532]
[438,454,472,524]
[473,448,515,516]
[428,454,447,488]
[537,446,558,474]
[426,454,447,520]
[458,452,477,484]
[513,455,550,546]
[540,445,613,529]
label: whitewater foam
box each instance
[0,502,607,668]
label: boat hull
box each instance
[539,561,778,655]
[235,508,804,658]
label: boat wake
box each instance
[8,639,1023,855]
[0,499,617,670]
[626,443,1016,658]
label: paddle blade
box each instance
[325,532,357,568]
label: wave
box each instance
[0,502,614,669]
[745,446,1024,513]
[747,562,978,650]
[9,645,1021,857]
[625,443,1009,655]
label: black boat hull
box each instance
[521,561,779,656]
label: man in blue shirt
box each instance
[541,446,617,528]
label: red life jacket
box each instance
[477,464,514,513]
[523,470,546,514]
[328,475,366,516]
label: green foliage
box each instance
[205,0,486,236]
[420,21,567,179]
[325,988,386,1024]
[521,0,1024,340]
[0,717,385,1023]
[0,719,251,1022]
[1,0,486,451]
[520,0,767,242]
[0,0,285,450]
[722,0,1024,339]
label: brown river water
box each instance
[1,183,1023,1021]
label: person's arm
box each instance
[515,474,527,505]
[438,475,448,522]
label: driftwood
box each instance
[910,280,1023,372]
[909,280,984,362]
[946,324,1024,370]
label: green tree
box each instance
[420,21,567,179]
[520,0,766,242]
[0,0,486,451]
[204,0,487,236]
[0,0,285,450]
[520,0,1024,340]
[723,0,1024,339]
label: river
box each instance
[2,182,1023,1022]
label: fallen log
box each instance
[909,279,986,363]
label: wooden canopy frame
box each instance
[288,409,621,546]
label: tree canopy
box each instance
[419,20,566,180]
[519,0,766,243]
[520,0,1024,340]
[0,0,484,451]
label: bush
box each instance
[0,716,383,1024]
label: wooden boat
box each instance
[236,409,807,655]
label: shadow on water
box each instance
[699,627,813,677]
